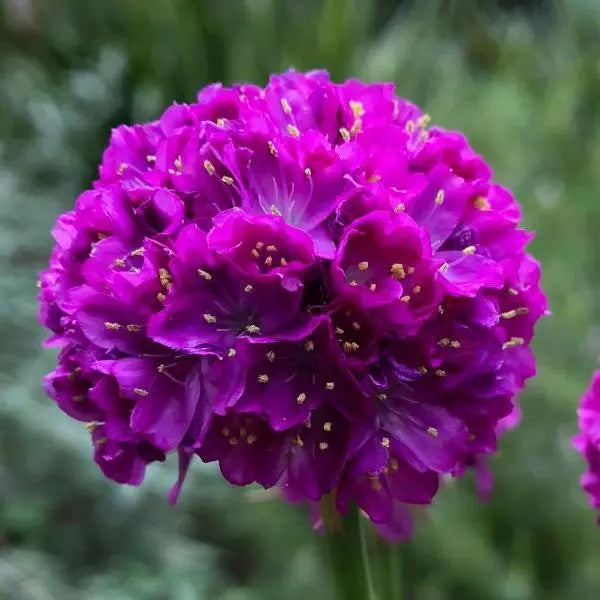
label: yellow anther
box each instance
[117,162,127,175]
[216,118,226,127]
[266,244,278,252]
[158,268,172,288]
[296,392,307,405]
[412,285,422,294]
[367,174,381,183]
[351,321,361,331]
[405,120,415,133]
[418,366,428,374]
[390,457,399,471]
[304,340,314,352]
[381,437,390,448]
[390,263,406,280]
[228,437,239,446]
[349,280,359,286]
[113,258,126,268]
[203,159,215,175]
[427,426,439,437]
[342,341,353,353]
[280,98,292,114]
[85,421,98,433]
[339,127,351,142]
[174,155,183,171]
[462,245,476,255]
[434,369,446,377]
[104,322,121,330]
[293,435,304,446]
[287,124,300,138]
[502,336,525,349]
[377,392,388,401]
[400,295,411,303]
[227,348,237,358]
[358,261,369,271]
[501,307,529,319]
[94,437,107,447]
[438,262,449,274]
[197,269,212,280]
[394,202,406,213]
[244,284,254,293]
[270,205,282,216]
[255,241,264,249]
[304,167,312,177]
[280,257,288,267]
[246,433,258,445]
[134,387,149,397]
[435,190,445,206]
[319,442,329,451]
[335,327,345,335]
[417,114,431,128]
[146,154,156,163]
[257,374,269,384]
[156,364,166,373]
[473,196,490,210]
[508,287,519,296]
[350,118,362,135]
[203,313,217,324]
[245,324,260,334]
[268,140,278,156]
[438,338,450,347]
[450,340,461,349]
[222,427,230,436]
[221,175,234,186]
[369,283,377,292]
[156,292,166,303]
[131,247,144,256]
[264,256,273,266]
[407,266,416,275]
[265,350,276,363]
[349,100,365,118]
[251,248,260,258]
[126,324,141,332]
[323,422,332,432]
[325,382,335,390]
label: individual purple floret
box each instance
[575,372,600,516]
[39,69,546,539]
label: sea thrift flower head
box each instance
[575,372,600,515]
[39,69,546,540]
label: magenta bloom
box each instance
[575,372,600,515]
[39,70,546,540]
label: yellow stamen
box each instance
[287,124,300,138]
[339,127,350,142]
[126,324,141,332]
[381,437,390,448]
[357,261,369,271]
[390,263,406,280]
[473,196,490,210]
[319,442,329,450]
[268,141,278,156]
[134,387,149,397]
[257,374,269,384]
[349,100,365,118]
[203,313,217,324]
[266,350,276,363]
[394,203,406,213]
[203,159,215,175]
[244,284,254,293]
[325,382,335,390]
[304,340,314,352]
[104,322,121,330]
[197,269,212,280]
[412,285,422,294]
[296,392,306,405]
[280,98,292,114]
[427,426,439,437]
[221,175,234,186]
[462,245,476,255]
[245,324,260,334]
[227,348,237,358]
[246,433,258,445]
[323,422,332,432]
[400,295,411,303]
[435,190,445,206]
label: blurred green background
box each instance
[1,0,599,598]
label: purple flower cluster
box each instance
[39,70,546,539]
[575,373,600,516]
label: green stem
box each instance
[323,501,380,600]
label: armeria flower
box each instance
[39,69,546,540]
[575,372,600,516]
